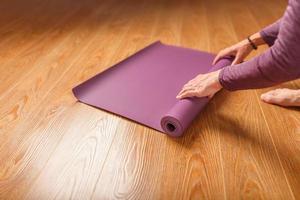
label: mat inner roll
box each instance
[166,123,176,132]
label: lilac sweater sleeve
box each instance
[260,19,281,46]
[219,0,300,91]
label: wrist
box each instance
[212,70,223,90]
[238,33,264,51]
[249,32,266,46]
[293,90,300,105]
[239,39,254,51]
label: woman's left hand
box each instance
[176,70,223,99]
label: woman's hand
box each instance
[213,40,253,66]
[176,70,222,99]
[213,33,265,66]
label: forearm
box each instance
[249,32,268,47]
[219,54,276,91]
[232,32,266,51]
[237,23,280,49]
[219,48,299,91]
[259,19,281,46]
[220,41,300,91]
[219,1,300,91]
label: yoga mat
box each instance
[73,41,233,137]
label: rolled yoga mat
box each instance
[73,41,233,137]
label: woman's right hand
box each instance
[213,39,253,66]
[213,32,266,66]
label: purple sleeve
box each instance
[260,19,281,46]
[219,0,300,91]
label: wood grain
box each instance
[0,0,299,199]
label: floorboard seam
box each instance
[254,90,295,199]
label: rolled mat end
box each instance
[161,115,184,137]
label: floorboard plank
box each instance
[0,0,297,199]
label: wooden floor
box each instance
[0,0,299,199]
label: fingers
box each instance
[231,52,243,66]
[260,90,281,104]
[208,93,214,99]
[177,76,203,96]
[182,81,194,88]
[176,86,196,98]
[213,48,235,65]
[182,76,199,87]
[260,93,273,102]
[261,94,281,104]
[261,90,278,99]
[177,85,207,99]
[177,86,195,97]
[176,72,219,99]
[231,57,241,66]
[177,90,198,99]
[212,51,225,65]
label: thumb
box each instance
[212,52,224,65]
[231,52,243,66]
[208,92,216,99]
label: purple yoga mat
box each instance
[73,41,233,137]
